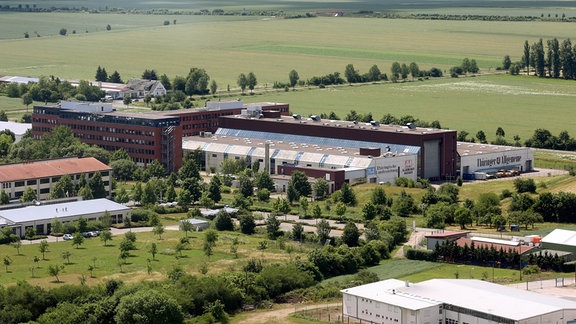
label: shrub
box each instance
[405,248,436,261]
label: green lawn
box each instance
[0,229,308,287]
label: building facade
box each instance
[219,115,457,180]
[0,198,130,237]
[458,142,534,180]
[0,157,112,200]
[32,100,288,172]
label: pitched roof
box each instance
[542,229,576,247]
[0,157,111,182]
[455,237,536,255]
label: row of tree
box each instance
[504,38,576,80]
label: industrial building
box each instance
[32,100,288,172]
[0,198,130,237]
[458,142,534,180]
[182,123,418,190]
[342,278,576,324]
[0,157,112,200]
[219,113,457,180]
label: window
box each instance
[40,188,49,194]
[15,181,24,187]
[212,154,217,158]
[27,180,37,185]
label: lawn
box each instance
[0,228,309,287]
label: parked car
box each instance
[63,234,73,240]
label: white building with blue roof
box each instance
[0,198,130,237]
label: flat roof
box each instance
[457,142,531,156]
[0,121,31,136]
[224,115,453,135]
[343,279,576,320]
[425,231,469,239]
[183,135,412,163]
[0,198,128,224]
[0,157,111,182]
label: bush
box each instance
[405,248,436,261]
[513,178,536,193]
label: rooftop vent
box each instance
[407,123,417,130]
[310,115,321,122]
[370,120,380,127]
[292,114,301,120]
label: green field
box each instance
[245,74,576,143]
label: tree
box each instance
[48,264,64,282]
[51,174,74,199]
[502,55,512,70]
[179,220,194,238]
[266,214,281,239]
[513,178,537,193]
[339,183,357,206]
[208,177,222,203]
[100,229,112,246]
[239,175,253,198]
[114,289,184,324]
[237,73,248,94]
[367,64,381,82]
[391,62,402,79]
[313,178,329,200]
[110,159,137,182]
[142,69,158,80]
[108,70,123,83]
[203,229,218,257]
[210,80,218,95]
[214,211,234,231]
[255,172,275,191]
[59,28,67,36]
[393,190,417,217]
[289,69,300,88]
[522,40,531,74]
[149,242,158,260]
[11,240,22,255]
[153,224,165,239]
[454,207,473,229]
[239,214,256,235]
[95,66,108,82]
[51,217,63,237]
[344,64,360,84]
[72,232,84,249]
[106,24,111,31]
[274,197,291,215]
[316,219,331,245]
[289,171,311,199]
[185,67,210,95]
[335,202,347,218]
[61,251,72,265]
[20,187,37,202]
[39,240,49,260]
[247,72,257,93]
[22,93,33,111]
[123,96,132,107]
[362,202,378,221]
[292,223,304,242]
[342,222,360,247]
[476,130,487,143]
[409,62,420,80]
[496,127,506,137]
[89,171,107,199]
[3,256,11,272]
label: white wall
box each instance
[460,147,534,175]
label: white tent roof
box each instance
[542,229,576,247]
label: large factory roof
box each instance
[225,114,454,135]
[213,128,421,154]
[457,142,530,156]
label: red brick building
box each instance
[32,100,288,172]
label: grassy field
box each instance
[1,15,574,86]
[246,74,576,143]
[0,228,308,287]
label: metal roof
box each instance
[0,121,31,136]
[542,229,576,247]
[0,157,111,182]
[215,128,420,154]
[343,279,576,320]
[0,199,129,224]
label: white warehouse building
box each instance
[458,142,534,180]
[342,279,576,324]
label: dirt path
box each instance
[235,302,340,324]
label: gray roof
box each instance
[201,207,239,217]
[180,218,210,225]
[0,199,129,224]
[215,128,420,154]
[0,121,31,136]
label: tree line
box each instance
[503,37,576,79]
